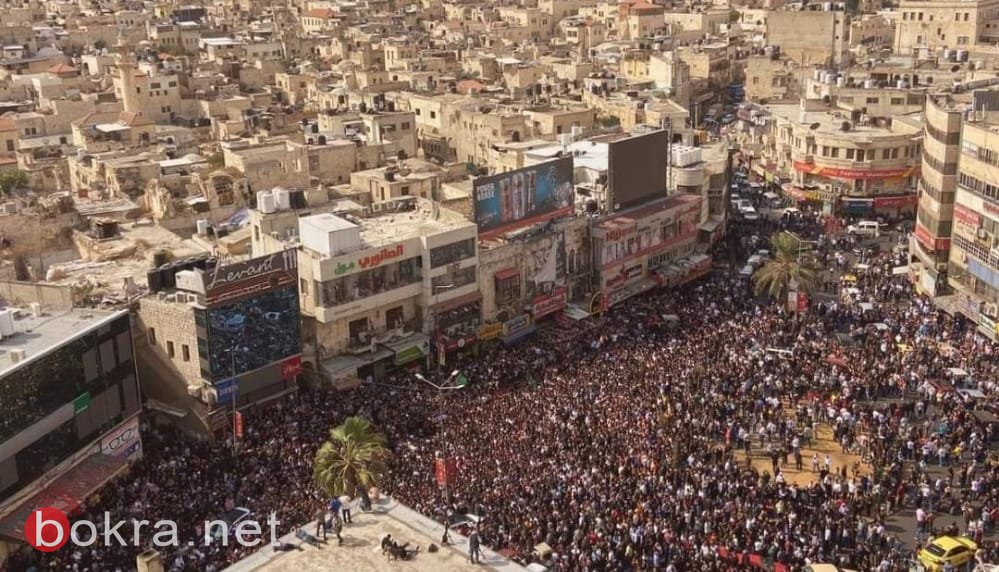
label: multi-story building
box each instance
[942,93,999,337]
[0,309,142,554]
[911,93,964,295]
[768,101,923,217]
[766,10,851,67]
[252,194,478,385]
[894,0,999,53]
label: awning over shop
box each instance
[384,334,429,366]
[699,218,722,233]
[320,348,393,381]
[501,324,537,345]
[431,290,482,312]
[0,446,133,540]
[563,305,591,321]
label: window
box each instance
[883,149,891,160]
[167,341,175,358]
[831,147,840,158]
[401,185,411,195]
[430,111,436,119]
[401,122,410,130]
[891,98,904,105]
[891,148,899,159]
[148,328,156,345]
[496,275,521,306]
[300,278,309,295]
[5,140,12,151]
[846,148,855,159]
[866,97,879,104]
[182,344,190,362]
[857,149,865,162]
[415,108,421,116]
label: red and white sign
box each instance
[434,458,458,487]
[532,287,567,319]
[233,412,244,439]
[793,161,917,180]
[873,194,918,208]
[280,356,302,380]
[954,204,981,226]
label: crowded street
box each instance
[5,208,998,572]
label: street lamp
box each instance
[411,370,466,545]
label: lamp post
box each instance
[413,370,463,544]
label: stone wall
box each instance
[0,280,74,309]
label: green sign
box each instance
[73,393,91,414]
[394,345,424,366]
[455,373,470,388]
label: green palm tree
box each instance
[752,231,820,301]
[314,416,390,504]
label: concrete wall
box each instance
[0,280,74,309]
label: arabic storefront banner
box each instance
[793,160,918,180]
[394,344,425,366]
[531,287,567,319]
[873,194,918,209]
[477,322,503,341]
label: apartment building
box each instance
[894,0,999,52]
[943,94,999,338]
[768,101,923,216]
[766,10,850,67]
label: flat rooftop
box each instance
[358,200,474,247]
[768,103,922,138]
[0,308,124,376]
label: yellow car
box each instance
[917,536,978,571]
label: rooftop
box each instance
[0,308,125,376]
[767,103,922,137]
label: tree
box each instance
[0,170,28,196]
[313,416,390,503]
[752,231,819,302]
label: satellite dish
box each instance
[951,64,961,72]
[809,122,821,130]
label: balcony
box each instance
[315,280,422,323]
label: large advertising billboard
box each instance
[607,130,669,211]
[205,284,301,382]
[201,251,301,382]
[473,157,574,238]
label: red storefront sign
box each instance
[280,356,302,380]
[914,223,951,252]
[440,333,476,352]
[434,458,458,487]
[873,194,918,208]
[797,291,808,313]
[954,204,981,226]
[793,161,916,180]
[532,287,567,319]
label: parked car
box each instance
[847,220,881,237]
[916,535,978,572]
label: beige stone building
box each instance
[766,10,850,67]
[894,0,999,52]
[744,55,798,103]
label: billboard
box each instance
[607,130,668,211]
[473,157,574,238]
[205,285,301,382]
[205,249,298,306]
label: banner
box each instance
[101,417,141,460]
[793,161,917,180]
[473,157,574,238]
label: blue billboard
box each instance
[472,157,574,238]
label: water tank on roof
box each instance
[957,49,968,62]
[0,309,14,337]
[836,76,845,87]
[943,49,954,61]
[258,191,276,214]
[160,263,177,289]
[864,79,876,89]
[196,219,209,235]
[273,188,291,211]
[896,79,908,89]
[147,269,163,293]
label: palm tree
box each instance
[314,416,390,507]
[752,231,819,301]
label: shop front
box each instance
[530,286,568,321]
[873,193,918,218]
[436,331,478,367]
[501,314,536,345]
[389,337,429,367]
[840,197,874,217]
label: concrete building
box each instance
[766,10,850,67]
[251,194,478,386]
[910,93,964,295]
[941,93,999,338]
[0,309,141,558]
[768,101,923,216]
[894,0,999,53]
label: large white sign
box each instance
[101,417,142,461]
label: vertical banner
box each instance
[233,411,244,440]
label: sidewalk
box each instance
[224,497,528,572]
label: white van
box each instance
[847,220,880,237]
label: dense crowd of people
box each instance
[5,209,998,572]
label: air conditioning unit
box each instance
[977,229,988,240]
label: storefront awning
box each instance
[501,324,537,345]
[563,305,591,321]
[699,218,722,233]
[431,291,482,312]
[320,348,393,380]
